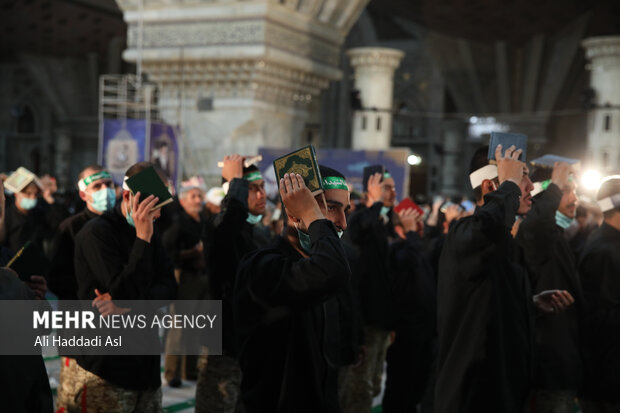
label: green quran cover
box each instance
[273,145,323,196]
[124,165,173,210]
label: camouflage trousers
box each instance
[339,326,391,413]
[526,389,576,413]
[56,357,162,413]
[195,349,244,413]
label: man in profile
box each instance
[435,145,573,413]
[72,162,177,411]
[234,166,351,412]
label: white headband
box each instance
[469,165,498,189]
[598,193,620,212]
[122,176,130,191]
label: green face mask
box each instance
[380,206,390,217]
[246,213,263,225]
[20,197,37,211]
[294,223,311,253]
[555,210,573,229]
[124,197,135,228]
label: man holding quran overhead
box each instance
[233,145,351,413]
[195,153,270,412]
[71,161,177,412]
[435,135,575,413]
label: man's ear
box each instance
[78,190,88,203]
[481,179,496,196]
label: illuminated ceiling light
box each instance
[408,154,422,166]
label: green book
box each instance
[124,166,173,210]
[273,145,323,196]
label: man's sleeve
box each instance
[348,202,383,244]
[242,219,350,310]
[580,248,620,329]
[518,183,563,265]
[75,224,156,300]
[443,181,520,280]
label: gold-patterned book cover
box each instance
[273,145,323,196]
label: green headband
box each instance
[383,172,392,179]
[244,171,263,182]
[541,176,574,191]
[79,171,112,191]
[322,176,348,191]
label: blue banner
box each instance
[101,119,147,185]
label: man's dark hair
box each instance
[125,161,168,182]
[319,165,345,180]
[597,177,620,219]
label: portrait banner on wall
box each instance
[258,147,410,199]
[100,119,147,186]
[149,122,180,188]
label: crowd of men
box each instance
[0,143,619,413]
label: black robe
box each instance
[435,181,534,413]
[517,183,583,391]
[73,204,177,390]
[578,222,620,402]
[48,208,99,300]
[233,219,350,413]
[347,202,397,330]
[207,178,270,355]
[383,230,437,412]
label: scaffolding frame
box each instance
[97,74,161,165]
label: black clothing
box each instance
[0,269,54,413]
[234,220,350,413]
[208,178,270,355]
[517,183,583,390]
[347,202,397,330]
[48,208,99,299]
[383,230,436,412]
[579,222,620,402]
[163,209,207,274]
[435,181,534,413]
[2,201,61,260]
[74,204,176,391]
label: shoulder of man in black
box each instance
[233,219,350,317]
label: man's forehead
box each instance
[382,177,395,186]
[324,188,350,205]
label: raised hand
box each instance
[222,154,244,182]
[367,173,384,204]
[279,173,323,228]
[397,208,422,233]
[496,144,526,186]
[551,162,573,189]
[132,192,160,243]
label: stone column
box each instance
[347,47,404,150]
[441,119,465,196]
[582,36,620,174]
[115,0,369,178]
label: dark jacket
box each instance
[517,183,583,390]
[48,208,99,299]
[73,204,177,390]
[347,202,397,330]
[234,220,350,413]
[207,178,270,355]
[162,209,207,274]
[435,181,534,413]
[578,222,620,402]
